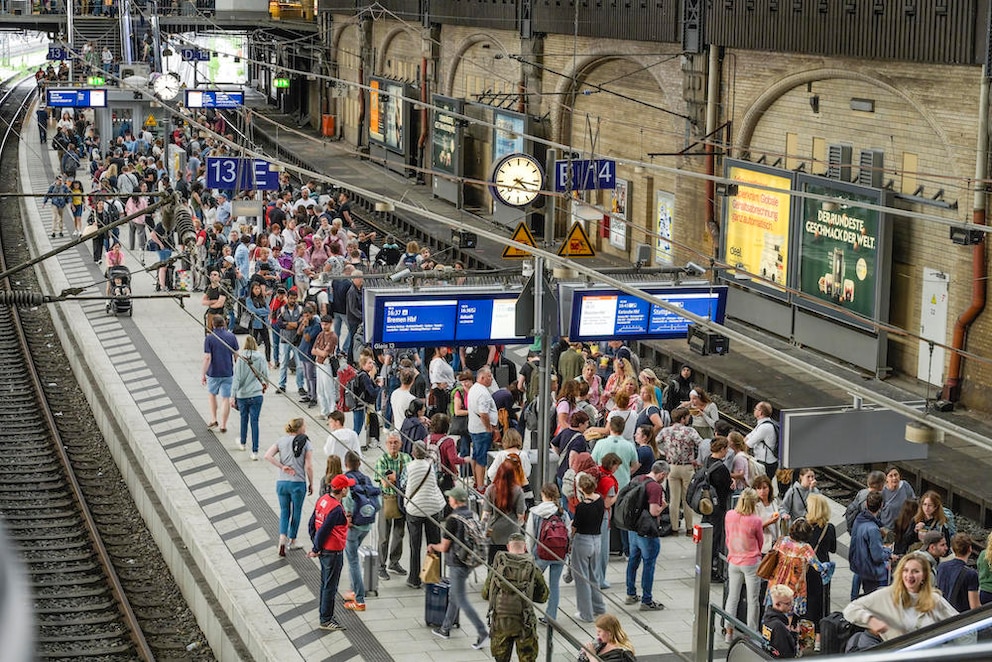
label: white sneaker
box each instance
[250,452,258,461]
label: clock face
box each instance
[490,153,544,208]
[154,73,181,100]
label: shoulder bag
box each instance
[756,539,782,580]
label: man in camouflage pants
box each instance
[482,533,549,662]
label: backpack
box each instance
[452,511,487,568]
[487,552,541,627]
[744,453,765,485]
[338,363,358,411]
[463,344,489,371]
[613,476,649,532]
[561,468,578,499]
[347,471,381,527]
[687,462,721,515]
[537,511,570,561]
[845,491,869,533]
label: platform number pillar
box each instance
[692,523,713,662]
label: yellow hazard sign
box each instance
[503,221,538,259]
[144,114,157,127]
[557,221,596,258]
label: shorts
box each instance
[470,431,492,465]
[157,248,172,263]
[206,376,232,398]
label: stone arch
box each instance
[376,25,421,75]
[444,33,512,97]
[549,52,680,145]
[735,67,956,168]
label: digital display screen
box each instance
[185,90,244,109]
[570,286,728,341]
[47,89,107,108]
[372,293,531,347]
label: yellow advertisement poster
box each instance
[725,166,792,286]
[369,80,382,142]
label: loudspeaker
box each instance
[687,324,729,356]
[451,230,477,248]
[634,243,651,265]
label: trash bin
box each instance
[321,114,335,137]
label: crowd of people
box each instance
[43,101,989,660]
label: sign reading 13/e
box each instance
[205,157,280,190]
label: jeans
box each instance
[442,564,486,637]
[353,408,364,436]
[333,312,349,353]
[304,359,317,400]
[278,342,305,390]
[236,395,263,452]
[572,533,605,621]
[850,573,862,601]
[406,512,441,584]
[378,512,405,567]
[725,561,761,631]
[319,551,344,624]
[626,533,660,604]
[276,480,307,539]
[272,328,281,365]
[535,558,564,619]
[345,526,370,603]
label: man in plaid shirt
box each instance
[659,407,703,536]
[374,431,412,580]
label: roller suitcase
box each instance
[425,579,459,628]
[360,545,379,597]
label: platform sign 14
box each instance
[205,157,279,191]
[553,159,616,193]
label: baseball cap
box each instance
[223,255,235,264]
[330,474,357,491]
[445,486,469,502]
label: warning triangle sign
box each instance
[144,114,157,127]
[557,222,596,258]
[503,222,538,259]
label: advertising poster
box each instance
[493,112,525,160]
[724,164,792,287]
[369,79,405,152]
[432,96,460,175]
[610,178,629,250]
[656,190,675,264]
[798,182,881,320]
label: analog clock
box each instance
[489,153,545,208]
[153,72,181,101]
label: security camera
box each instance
[685,261,707,276]
[390,268,411,282]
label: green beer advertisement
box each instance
[798,182,881,320]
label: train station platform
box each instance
[14,99,936,661]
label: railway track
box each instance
[0,81,213,659]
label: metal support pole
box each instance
[65,0,74,81]
[534,254,548,485]
[692,523,713,662]
[544,147,557,246]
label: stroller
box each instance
[106,265,133,316]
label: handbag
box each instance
[449,414,468,436]
[382,494,402,520]
[420,551,442,585]
[756,547,780,581]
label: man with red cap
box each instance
[309,473,354,631]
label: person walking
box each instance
[482,532,549,662]
[428,486,490,649]
[572,473,607,623]
[36,104,48,144]
[201,314,238,433]
[264,419,315,556]
[231,335,268,459]
[308,473,353,632]
[42,174,69,238]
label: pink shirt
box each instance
[106,250,125,267]
[724,510,764,566]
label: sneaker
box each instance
[344,600,366,611]
[471,632,490,650]
[342,591,356,601]
[388,563,406,575]
[298,396,311,403]
[432,627,450,639]
[406,580,423,589]
[640,600,665,611]
[276,387,285,394]
[599,582,611,590]
[237,443,246,451]
[624,594,640,605]
[574,612,593,623]
[563,569,573,584]
[250,453,258,461]
[298,388,308,396]
[319,620,346,631]
[378,567,390,581]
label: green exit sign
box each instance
[273,77,290,89]
[87,76,105,86]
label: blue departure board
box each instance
[569,286,728,342]
[184,90,244,108]
[47,89,107,108]
[372,293,530,348]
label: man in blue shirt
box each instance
[201,314,238,433]
[216,192,232,229]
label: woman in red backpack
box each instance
[526,483,571,622]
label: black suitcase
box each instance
[425,579,459,628]
[819,611,862,655]
[610,523,624,556]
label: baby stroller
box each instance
[106,266,133,316]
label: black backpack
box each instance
[613,477,649,532]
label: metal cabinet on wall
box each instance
[531,0,677,42]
